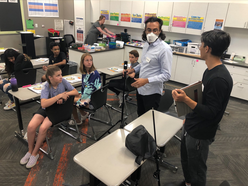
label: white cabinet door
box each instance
[120,1,132,27]
[190,59,206,84]
[174,56,193,84]
[91,0,100,23]
[109,1,121,26]
[100,0,110,24]
[130,1,145,29]
[157,2,173,32]
[225,3,248,28]
[231,83,248,100]
[170,55,177,81]
[185,3,208,35]
[171,2,190,34]
[204,3,228,32]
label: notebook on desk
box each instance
[175,81,202,117]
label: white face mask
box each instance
[146,32,158,43]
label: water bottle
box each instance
[10,74,18,92]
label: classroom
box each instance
[0,0,248,186]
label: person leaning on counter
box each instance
[84,15,115,45]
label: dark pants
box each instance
[181,127,214,186]
[108,78,125,96]
[136,92,161,117]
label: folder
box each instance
[175,81,202,117]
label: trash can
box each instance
[68,61,78,74]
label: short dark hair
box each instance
[201,30,231,57]
[129,50,139,58]
[49,42,60,50]
[142,17,166,41]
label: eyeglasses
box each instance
[145,28,160,33]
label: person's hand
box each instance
[131,78,149,88]
[128,72,135,78]
[42,65,48,71]
[108,34,112,37]
[172,89,187,102]
[123,69,134,77]
[57,99,64,104]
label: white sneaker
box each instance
[5,100,11,106]
[26,154,39,169]
[69,120,82,126]
[3,102,15,110]
[20,152,31,165]
[81,112,89,122]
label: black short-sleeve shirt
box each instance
[49,52,67,65]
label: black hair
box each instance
[142,17,166,41]
[49,42,60,50]
[201,30,231,58]
[4,49,20,75]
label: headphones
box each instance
[69,21,74,26]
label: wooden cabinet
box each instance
[157,2,173,32]
[185,3,208,35]
[91,0,100,23]
[204,3,228,32]
[225,64,248,100]
[174,56,193,84]
[225,3,248,29]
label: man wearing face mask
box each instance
[126,17,172,116]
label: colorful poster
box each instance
[187,16,204,30]
[101,10,109,20]
[27,0,59,17]
[158,16,170,26]
[121,13,130,22]
[76,28,84,43]
[172,16,187,28]
[144,13,156,23]
[214,19,224,30]
[131,14,142,23]
[110,12,119,21]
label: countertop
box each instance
[69,47,124,54]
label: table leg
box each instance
[89,173,100,186]
[14,97,24,137]
[102,74,106,86]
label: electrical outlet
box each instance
[35,24,38,28]
[42,25,45,28]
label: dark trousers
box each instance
[108,78,125,96]
[181,127,214,186]
[136,92,161,117]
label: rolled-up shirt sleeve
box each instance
[133,64,141,74]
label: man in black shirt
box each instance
[172,30,233,186]
[41,42,67,82]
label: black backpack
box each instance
[125,125,156,165]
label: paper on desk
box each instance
[108,67,123,72]
[63,76,81,83]
[35,58,49,62]
[28,83,45,94]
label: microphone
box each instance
[124,61,128,70]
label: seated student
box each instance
[71,53,101,125]
[0,49,33,110]
[108,50,139,107]
[20,66,78,169]
[41,42,67,82]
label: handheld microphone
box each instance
[124,61,128,70]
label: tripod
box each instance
[97,61,128,140]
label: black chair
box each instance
[60,64,69,76]
[64,34,75,48]
[80,85,112,141]
[15,68,37,87]
[40,96,81,159]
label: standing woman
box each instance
[84,15,115,45]
[0,49,33,110]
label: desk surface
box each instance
[124,110,183,147]
[74,129,141,186]
[97,66,123,76]
[9,73,81,101]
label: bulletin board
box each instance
[0,0,25,34]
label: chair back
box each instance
[60,64,69,76]
[46,96,75,125]
[157,89,174,113]
[219,181,231,186]
[125,76,136,92]
[90,85,108,110]
[15,68,37,87]
[64,34,75,47]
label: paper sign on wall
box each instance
[76,27,83,43]
[131,14,142,23]
[54,19,63,30]
[121,13,130,22]
[101,10,109,20]
[187,16,204,30]
[172,16,187,28]
[27,0,59,17]
[26,19,34,29]
[158,16,170,26]
[214,19,224,30]
[110,12,119,21]
[144,13,156,23]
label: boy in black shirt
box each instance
[172,30,233,186]
[41,42,67,82]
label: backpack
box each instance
[125,125,156,165]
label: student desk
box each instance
[9,73,82,140]
[97,66,123,86]
[74,129,142,186]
